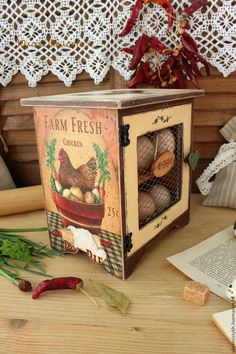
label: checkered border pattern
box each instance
[47,211,65,252]
[47,211,123,278]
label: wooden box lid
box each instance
[21,88,204,110]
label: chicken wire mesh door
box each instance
[138,124,183,229]
[122,103,192,256]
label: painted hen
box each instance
[58,148,97,192]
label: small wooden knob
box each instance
[152,151,175,177]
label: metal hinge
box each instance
[124,232,133,253]
[120,124,130,147]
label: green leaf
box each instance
[45,139,57,173]
[94,282,130,314]
[93,194,100,204]
[30,260,46,273]
[93,144,111,189]
[188,151,199,170]
[50,175,57,191]
[0,239,32,265]
[0,228,62,279]
[0,227,48,233]
[0,266,19,285]
[0,233,23,239]
[2,257,52,277]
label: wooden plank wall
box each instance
[0,66,234,191]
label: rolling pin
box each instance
[0,185,44,216]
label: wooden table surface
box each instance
[0,194,235,354]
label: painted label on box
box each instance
[34,107,123,278]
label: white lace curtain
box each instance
[0,0,235,87]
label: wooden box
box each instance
[21,89,203,279]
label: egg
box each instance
[138,192,156,221]
[155,129,175,156]
[70,186,84,202]
[69,194,79,202]
[137,136,154,170]
[84,191,95,204]
[62,188,70,198]
[149,184,171,209]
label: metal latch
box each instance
[124,232,133,252]
[120,124,130,147]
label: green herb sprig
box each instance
[0,227,62,287]
[46,138,58,191]
[46,138,57,174]
[93,143,111,189]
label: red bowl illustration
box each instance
[51,189,105,235]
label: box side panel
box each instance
[33,106,123,279]
[122,103,192,257]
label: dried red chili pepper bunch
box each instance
[119,0,211,89]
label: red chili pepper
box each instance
[32,277,99,307]
[127,64,146,88]
[180,35,196,54]
[144,0,175,28]
[178,53,200,88]
[194,52,210,76]
[127,62,151,88]
[160,55,175,73]
[122,47,134,55]
[149,36,166,52]
[32,277,83,299]
[181,32,198,52]
[151,62,171,85]
[119,0,143,37]
[149,36,173,55]
[129,34,150,70]
[180,36,210,76]
[182,48,202,77]
[141,61,152,79]
[182,0,211,17]
[19,280,32,292]
[149,70,161,86]
[172,65,186,88]
[150,66,169,87]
